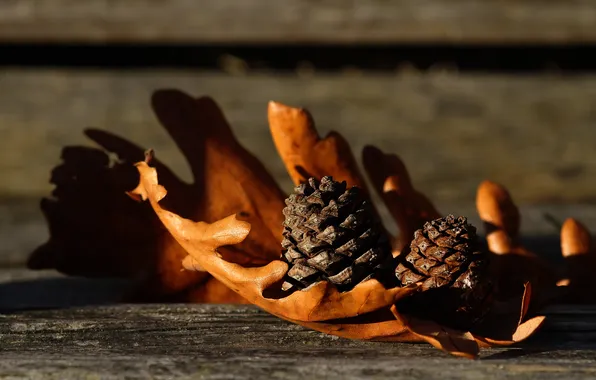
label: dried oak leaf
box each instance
[266,103,544,355]
[131,159,544,358]
[268,101,367,191]
[392,283,545,358]
[268,101,383,224]
[361,153,544,355]
[476,180,559,307]
[362,145,441,252]
[558,218,596,303]
[476,181,596,306]
[31,89,545,357]
[29,90,286,303]
[130,100,544,358]
[360,150,543,355]
[130,160,419,324]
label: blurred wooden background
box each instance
[2,0,596,43]
[1,0,596,267]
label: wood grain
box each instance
[1,303,596,379]
[1,69,595,205]
[0,0,596,44]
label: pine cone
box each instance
[395,215,493,329]
[281,176,392,292]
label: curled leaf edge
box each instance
[130,160,421,323]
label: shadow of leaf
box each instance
[27,90,287,303]
[0,276,134,313]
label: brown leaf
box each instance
[475,316,546,348]
[186,277,249,304]
[519,280,533,323]
[391,306,480,359]
[29,90,286,303]
[151,91,285,263]
[133,155,543,353]
[131,161,420,322]
[268,101,369,191]
[476,180,521,254]
[33,92,547,357]
[559,218,596,302]
[388,283,544,356]
[288,309,420,342]
[268,101,389,239]
[561,218,592,259]
[362,146,440,251]
[475,180,556,301]
[471,283,545,346]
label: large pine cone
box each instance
[395,215,493,329]
[281,176,392,292]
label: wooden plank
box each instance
[1,304,596,379]
[1,69,596,205]
[1,0,596,44]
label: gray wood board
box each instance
[1,0,596,44]
[1,70,596,205]
[1,304,596,379]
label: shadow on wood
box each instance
[0,276,132,313]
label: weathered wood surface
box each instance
[1,70,596,205]
[1,0,596,44]
[1,302,596,379]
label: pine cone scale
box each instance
[306,250,346,274]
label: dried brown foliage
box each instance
[32,90,596,357]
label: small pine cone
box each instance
[395,215,492,330]
[280,176,392,292]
